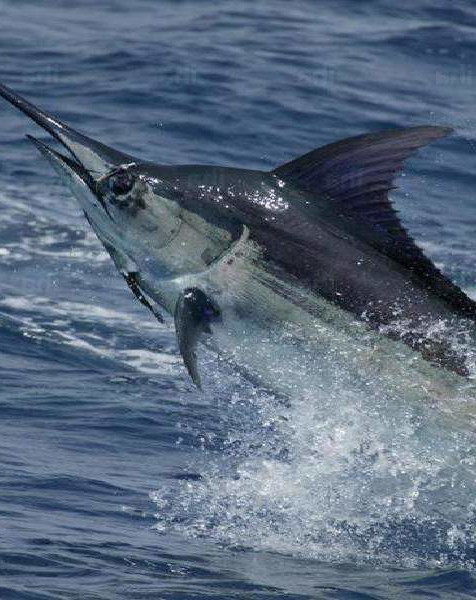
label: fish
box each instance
[1,82,475,427]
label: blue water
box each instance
[2,0,476,597]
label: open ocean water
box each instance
[2,0,476,598]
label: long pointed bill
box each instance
[0,82,136,177]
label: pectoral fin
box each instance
[174,288,221,388]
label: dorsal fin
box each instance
[273,126,476,318]
[272,126,452,240]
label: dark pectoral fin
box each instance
[174,288,221,388]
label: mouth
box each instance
[25,133,114,218]
[0,81,138,192]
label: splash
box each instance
[151,349,476,569]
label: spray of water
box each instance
[151,330,476,569]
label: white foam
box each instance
[118,349,180,375]
[151,356,476,569]
[0,293,176,375]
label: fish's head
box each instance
[32,140,241,285]
[0,84,241,285]
[93,162,242,278]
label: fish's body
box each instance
[1,82,475,429]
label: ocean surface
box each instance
[2,0,476,598]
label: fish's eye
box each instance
[111,169,134,196]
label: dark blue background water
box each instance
[2,1,476,597]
